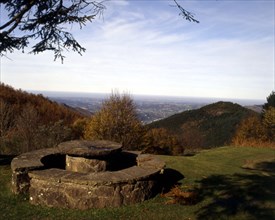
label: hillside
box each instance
[0,83,84,154]
[245,105,263,113]
[148,101,258,148]
[0,83,83,124]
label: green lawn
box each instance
[1,146,275,220]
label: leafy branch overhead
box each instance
[0,0,105,61]
[0,0,199,61]
[173,0,199,23]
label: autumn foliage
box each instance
[83,92,184,154]
[84,92,144,150]
[0,83,83,154]
[1,83,274,155]
[233,92,275,147]
[141,128,184,155]
[232,115,268,146]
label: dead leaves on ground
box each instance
[161,185,199,205]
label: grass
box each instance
[1,146,275,220]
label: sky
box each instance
[0,0,274,101]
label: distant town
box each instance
[40,91,264,124]
[51,96,205,124]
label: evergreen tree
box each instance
[0,0,198,61]
[263,91,275,111]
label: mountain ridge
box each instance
[147,101,258,148]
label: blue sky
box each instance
[0,0,274,101]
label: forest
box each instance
[0,83,84,154]
[1,83,274,155]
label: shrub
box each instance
[162,185,199,205]
[84,92,144,149]
[141,128,183,155]
[262,107,275,141]
[233,115,268,146]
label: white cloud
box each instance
[109,0,129,7]
[1,0,274,101]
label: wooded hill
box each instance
[0,83,84,154]
[1,84,273,155]
[147,101,258,149]
[0,83,82,124]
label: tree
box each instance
[232,115,268,146]
[0,98,14,138]
[0,99,16,153]
[84,92,144,149]
[0,83,85,153]
[15,105,74,153]
[180,121,205,148]
[71,117,89,139]
[16,104,40,152]
[0,0,198,61]
[262,107,275,141]
[0,0,105,61]
[263,91,275,111]
[173,0,199,23]
[141,128,183,155]
[261,92,275,141]
[38,120,73,148]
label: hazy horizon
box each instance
[29,90,265,106]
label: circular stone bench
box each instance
[11,140,165,210]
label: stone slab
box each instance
[66,155,107,173]
[11,140,165,208]
[58,140,122,158]
[29,173,157,209]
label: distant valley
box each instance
[41,91,264,124]
[50,96,206,124]
[0,84,272,156]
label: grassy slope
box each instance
[1,146,275,220]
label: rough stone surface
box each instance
[11,148,60,194]
[11,140,165,209]
[29,171,156,209]
[66,155,107,173]
[58,140,122,158]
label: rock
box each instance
[11,140,165,209]
[66,155,107,173]
[58,140,122,158]
[29,169,158,209]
